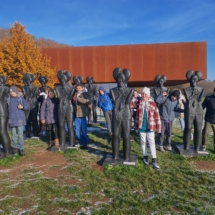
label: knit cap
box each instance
[99,86,105,92]
[10,85,18,93]
[142,87,150,97]
[172,90,180,99]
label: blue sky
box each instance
[0,0,214,81]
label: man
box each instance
[73,84,91,151]
[201,88,215,151]
[135,87,161,169]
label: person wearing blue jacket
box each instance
[8,86,30,156]
[98,86,113,137]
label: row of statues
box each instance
[0,68,205,161]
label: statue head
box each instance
[0,76,7,86]
[38,76,48,87]
[86,77,95,85]
[154,75,167,87]
[57,70,72,86]
[113,67,130,88]
[186,70,202,87]
[73,76,83,85]
[23,73,32,86]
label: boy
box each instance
[8,86,30,156]
[155,90,183,152]
[98,86,113,137]
[73,84,91,151]
[135,87,161,169]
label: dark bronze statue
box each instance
[153,75,170,110]
[0,76,11,157]
[55,70,75,146]
[110,68,133,161]
[38,75,48,93]
[86,77,98,124]
[22,73,40,137]
[183,70,204,151]
[73,76,83,86]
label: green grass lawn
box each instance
[0,124,215,215]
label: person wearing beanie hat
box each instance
[8,85,30,156]
[134,87,161,170]
[201,88,215,151]
[155,90,184,152]
[98,86,113,137]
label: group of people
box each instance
[4,80,215,169]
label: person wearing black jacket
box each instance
[202,88,215,151]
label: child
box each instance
[40,89,59,147]
[155,90,183,152]
[135,87,161,169]
[8,85,30,156]
[98,86,113,137]
[73,84,91,151]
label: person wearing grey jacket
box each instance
[155,90,183,152]
[40,89,59,147]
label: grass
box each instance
[0,122,215,214]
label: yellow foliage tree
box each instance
[0,22,56,88]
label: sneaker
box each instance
[201,146,206,151]
[84,146,89,152]
[151,159,160,170]
[75,143,81,146]
[165,146,172,151]
[143,156,149,165]
[12,148,18,155]
[18,150,25,156]
[160,146,165,152]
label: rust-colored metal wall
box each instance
[42,42,207,87]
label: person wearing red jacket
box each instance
[135,87,161,169]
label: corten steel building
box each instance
[42,41,207,87]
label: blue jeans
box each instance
[74,117,88,146]
[11,126,24,150]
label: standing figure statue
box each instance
[153,75,170,109]
[38,75,48,93]
[55,70,75,146]
[73,76,83,86]
[183,70,205,151]
[38,76,49,135]
[86,77,98,124]
[0,76,11,157]
[22,73,40,137]
[110,67,133,161]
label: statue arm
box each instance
[68,87,75,100]
[183,88,188,101]
[125,89,134,105]
[110,89,115,103]
[198,88,205,102]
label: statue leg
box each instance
[183,114,194,150]
[193,114,203,151]
[66,112,75,146]
[92,101,97,123]
[25,109,31,137]
[31,106,39,137]
[58,110,66,146]
[0,116,11,156]
[122,119,131,161]
[88,107,91,124]
[202,121,210,149]
[112,118,121,160]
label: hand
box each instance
[41,120,46,124]
[88,104,92,109]
[163,92,168,96]
[73,96,77,102]
[18,104,23,109]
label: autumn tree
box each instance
[0,22,56,88]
